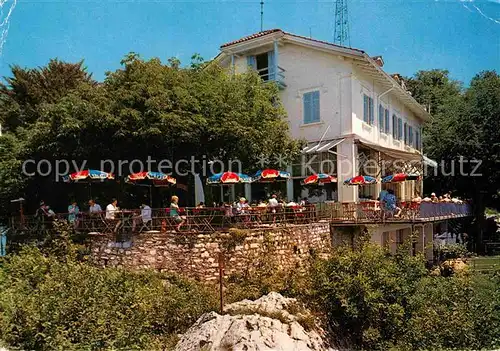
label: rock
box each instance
[174,292,336,351]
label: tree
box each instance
[0,59,94,132]
[0,54,301,216]
[406,70,500,251]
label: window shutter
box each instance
[378,105,384,131]
[393,115,397,138]
[303,92,312,124]
[312,91,320,122]
[369,98,374,125]
[363,95,368,123]
[404,122,408,144]
[246,55,256,70]
[409,126,413,146]
[398,118,403,140]
[385,109,390,133]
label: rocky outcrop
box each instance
[174,292,336,351]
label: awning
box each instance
[302,138,345,154]
[423,155,438,168]
[355,139,422,161]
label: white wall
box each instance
[230,43,423,151]
[232,43,353,143]
[351,66,423,151]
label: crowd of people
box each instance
[34,198,153,233]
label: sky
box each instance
[0,0,498,85]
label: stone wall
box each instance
[90,223,332,282]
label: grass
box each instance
[471,256,500,272]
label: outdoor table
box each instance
[187,208,220,232]
[247,206,267,225]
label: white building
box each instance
[215,29,433,204]
[213,29,463,259]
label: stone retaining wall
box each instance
[90,223,332,282]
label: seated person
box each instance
[106,198,122,233]
[132,202,152,232]
[412,193,422,203]
[196,202,205,208]
[383,189,402,217]
[235,197,249,214]
[88,199,102,214]
[430,193,439,203]
[170,196,186,231]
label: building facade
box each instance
[214,29,462,260]
[215,29,432,204]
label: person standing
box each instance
[268,194,279,211]
[384,189,402,217]
[68,201,80,227]
[0,226,8,257]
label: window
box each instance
[384,109,390,134]
[247,51,276,81]
[392,114,397,138]
[303,91,320,124]
[379,105,390,134]
[404,122,408,144]
[409,126,414,146]
[363,94,374,125]
[415,128,422,151]
[398,118,403,140]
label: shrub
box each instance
[0,246,217,350]
[435,243,468,261]
[307,240,500,351]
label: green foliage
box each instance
[307,242,500,350]
[406,70,500,251]
[434,243,468,261]
[220,228,247,251]
[0,54,301,215]
[0,246,217,350]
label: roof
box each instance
[221,29,364,54]
[221,29,282,48]
[218,29,431,122]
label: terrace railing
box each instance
[325,201,472,223]
[9,202,472,238]
[9,205,321,237]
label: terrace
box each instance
[9,202,472,237]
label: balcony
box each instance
[257,66,286,89]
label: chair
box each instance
[138,219,152,233]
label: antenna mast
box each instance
[334,0,350,47]
[260,1,264,32]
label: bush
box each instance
[435,243,468,261]
[0,246,217,350]
[307,240,500,351]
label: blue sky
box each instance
[0,0,498,85]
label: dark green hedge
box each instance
[0,246,216,350]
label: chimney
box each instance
[372,55,384,67]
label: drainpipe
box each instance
[338,73,352,136]
[273,40,279,81]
